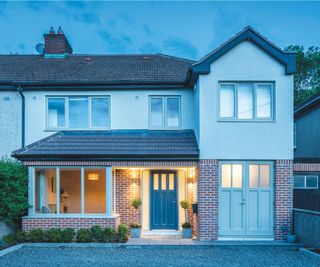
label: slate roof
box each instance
[12,130,199,160]
[295,90,320,118]
[0,54,194,86]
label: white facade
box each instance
[198,41,294,160]
[0,41,293,160]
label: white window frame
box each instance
[218,82,274,121]
[46,96,111,130]
[148,96,182,129]
[30,166,114,218]
[294,175,319,189]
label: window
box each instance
[294,175,318,189]
[46,96,110,129]
[221,164,243,188]
[149,96,181,129]
[249,164,270,188]
[219,82,273,120]
[34,167,109,214]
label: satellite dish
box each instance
[35,43,44,54]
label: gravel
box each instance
[0,246,319,267]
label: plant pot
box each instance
[130,227,141,238]
[287,234,296,243]
[192,203,198,214]
[182,228,192,238]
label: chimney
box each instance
[44,26,73,57]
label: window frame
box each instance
[46,96,111,130]
[148,96,182,129]
[218,82,274,122]
[294,175,319,189]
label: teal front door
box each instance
[150,171,178,230]
[219,162,274,238]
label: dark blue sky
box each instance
[0,1,320,60]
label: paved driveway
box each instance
[0,246,319,267]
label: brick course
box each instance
[22,215,120,231]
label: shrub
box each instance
[0,158,29,227]
[61,228,75,242]
[90,226,103,242]
[130,223,141,228]
[180,200,189,210]
[76,228,92,243]
[182,222,192,229]
[103,227,115,242]
[45,228,62,243]
[2,233,16,245]
[16,230,27,243]
[117,224,129,242]
[131,198,142,210]
[28,228,45,242]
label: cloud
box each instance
[73,12,100,25]
[98,29,132,53]
[139,42,160,54]
[163,37,198,59]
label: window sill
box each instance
[217,119,275,123]
[44,128,111,132]
[25,213,120,219]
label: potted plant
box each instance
[180,199,192,238]
[130,198,142,238]
[281,225,296,243]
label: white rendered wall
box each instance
[198,41,294,160]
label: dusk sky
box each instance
[0,1,320,60]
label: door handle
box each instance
[240,199,246,205]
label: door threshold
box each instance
[218,237,274,241]
[142,230,181,236]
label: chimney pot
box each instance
[57,26,64,34]
[49,26,55,34]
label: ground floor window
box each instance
[34,167,109,215]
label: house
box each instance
[0,26,296,241]
[294,93,320,212]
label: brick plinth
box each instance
[22,215,120,231]
[274,160,294,240]
[196,159,219,241]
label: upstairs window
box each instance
[219,82,274,121]
[47,96,110,130]
[149,96,181,129]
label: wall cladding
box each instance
[294,209,320,249]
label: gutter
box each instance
[16,85,25,148]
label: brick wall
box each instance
[22,215,120,231]
[196,159,219,241]
[115,169,141,226]
[274,160,294,240]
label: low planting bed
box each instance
[2,224,129,246]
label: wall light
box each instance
[88,172,99,181]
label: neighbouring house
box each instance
[294,93,320,212]
[0,26,296,241]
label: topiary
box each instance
[16,230,27,243]
[103,227,115,242]
[28,228,45,242]
[131,198,142,210]
[90,226,103,242]
[45,228,62,243]
[117,224,129,243]
[76,228,92,243]
[61,228,75,242]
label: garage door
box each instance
[219,162,274,238]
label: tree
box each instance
[285,45,320,105]
[0,158,29,227]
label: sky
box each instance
[0,1,320,60]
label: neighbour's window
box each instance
[294,175,318,189]
[47,96,110,129]
[219,82,273,120]
[149,96,181,129]
[34,167,108,214]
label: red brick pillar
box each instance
[196,159,219,241]
[274,160,293,240]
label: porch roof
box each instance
[12,130,199,160]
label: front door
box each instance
[219,162,274,238]
[150,171,178,230]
